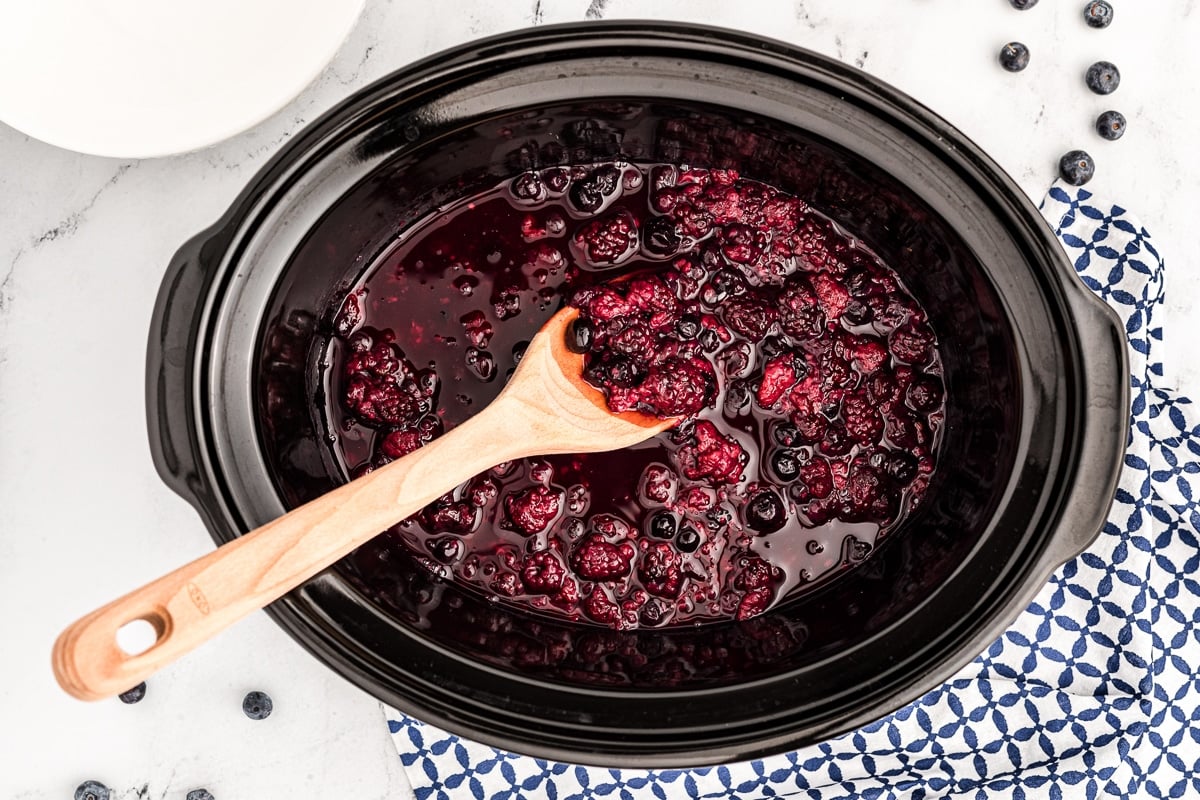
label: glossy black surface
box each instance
[148,22,1128,766]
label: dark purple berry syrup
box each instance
[323,163,945,629]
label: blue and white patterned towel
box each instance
[386,183,1200,799]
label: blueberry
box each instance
[186,791,216,800]
[1085,61,1120,95]
[1059,150,1096,186]
[1096,110,1126,140]
[642,215,681,256]
[760,335,787,358]
[566,318,594,353]
[698,328,720,353]
[841,299,873,326]
[1009,0,1038,8]
[998,42,1030,72]
[705,506,733,531]
[676,524,702,553]
[242,690,273,720]
[772,450,801,482]
[744,489,787,534]
[648,511,677,540]
[584,350,643,389]
[773,422,802,448]
[1083,1,1113,28]
[568,166,619,213]
[884,451,919,485]
[674,314,702,340]
[118,681,146,704]
[75,781,110,800]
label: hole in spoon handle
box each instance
[53,600,174,701]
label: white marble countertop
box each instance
[3,1,1196,798]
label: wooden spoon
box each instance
[53,306,676,701]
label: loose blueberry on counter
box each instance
[74,781,110,800]
[1096,110,1126,140]
[186,791,215,800]
[1059,150,1096,186]
[998,42,1030,72]
[1085,61,1121,95]
[1009,0,1038,8]
[242,690,273,720]
[117,681,146,704]
[1083,1,1114,28]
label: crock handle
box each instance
[1041,281,1130,569]
[145,228,228,529]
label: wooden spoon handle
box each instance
[52,401,529,700]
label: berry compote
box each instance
[323,163,945,630]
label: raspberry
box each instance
[779,274,825,339]
[757,353,805,408]
[342,343,431,428]
[677,485,716,514]
[722,294,779,341]
[625,357,716,417]
[891,319,936,365]
[379,429,422,459]
[583,586,622,625]
[623,275,680,318]
[797,459,834,500]
[811,273,851,320]
[571,286,631,322]
[422,498,479,534]
[791,413,828,444]
[842,391,885,445]
[575,210,639,264]
[639,542,683,598]
[570,536,634,580]
[504,486,562,535]
[673,203,714,238]
[640,464,678,504]
[850,336,889,374]
[674,421,748,485]
[491,572,521,597]
[521,551,567,594]
[607,323,656,360]
[846,466,888,520]
[718,222,766,264]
